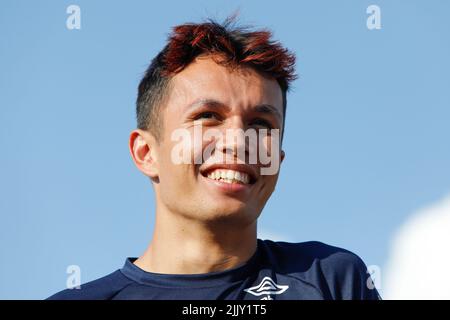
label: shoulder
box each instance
[259,239,367,270]
[46,269,134,300]
[258,239,381,299]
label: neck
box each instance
[134,205,258,275]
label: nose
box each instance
[216,116,251,162]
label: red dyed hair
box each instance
[162,18,297,91]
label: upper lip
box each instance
[200,163,258,184]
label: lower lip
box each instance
[201,175,253,194]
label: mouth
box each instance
[200,164,258,186]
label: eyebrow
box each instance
[186,98,230,112]
[186,98,282,121]
[253,104,282,121]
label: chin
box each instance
[200,202,258,225]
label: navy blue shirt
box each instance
[47,239,381,300]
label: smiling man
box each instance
[48,18,381,300]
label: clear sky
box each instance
[1,0,449,299]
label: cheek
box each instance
[158,143,190,185]
[162,163,196,186]
[158,135,202,191]
[260,175,279,197]
[260,134,279,155]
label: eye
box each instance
[195,112,220,120]
[250,118,273,129]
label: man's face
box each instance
[151,56,284,225]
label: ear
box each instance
[280,149,285,163]
[129,129,159,180]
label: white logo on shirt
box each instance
[244,276,289,300]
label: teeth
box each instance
[206,169,251,184]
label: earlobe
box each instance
[129,129,159,179]
[280,150,285,163]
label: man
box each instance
[48,17,381,300]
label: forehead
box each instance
[167,56,283,112]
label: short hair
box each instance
[136,17,297,141]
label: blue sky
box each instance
[1,0,449,299]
